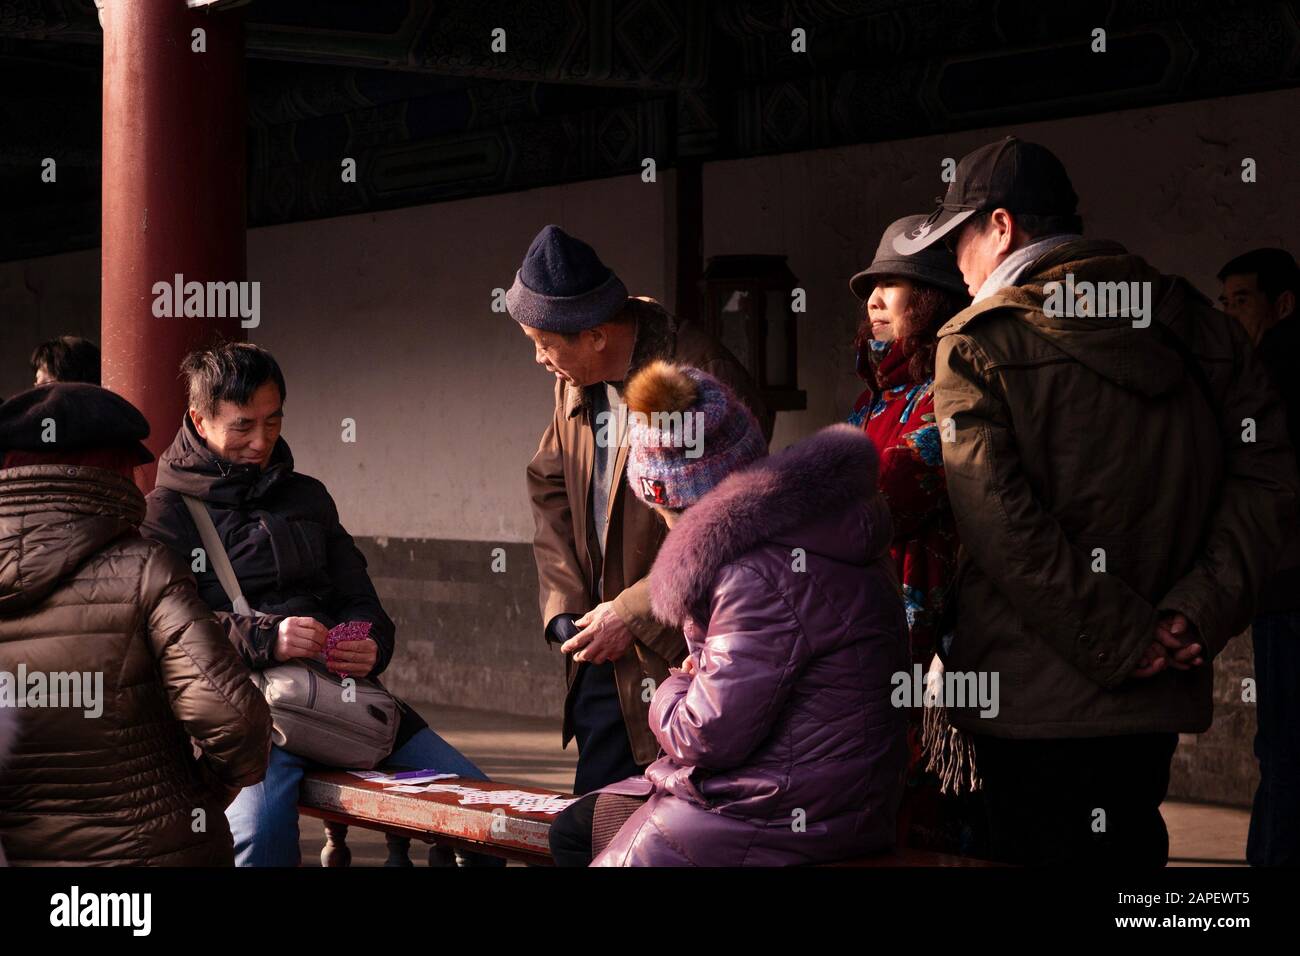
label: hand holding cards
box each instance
[325,620,377,677]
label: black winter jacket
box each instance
[141,416,425,746]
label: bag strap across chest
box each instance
[181,494,254,617]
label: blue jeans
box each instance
[1247,612,1300,866]
[227,728,489,867]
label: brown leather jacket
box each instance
[0,464,271,865]
[934,240,1299,737]
[526,298,773,765]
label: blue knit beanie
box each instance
[506,225,629,333]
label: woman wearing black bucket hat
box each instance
[0,383,272,865]
[847,214,987,857]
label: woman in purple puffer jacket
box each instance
[562,359,909,867]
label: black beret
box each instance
[0,383,154,463]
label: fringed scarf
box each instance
[852,338,981,795]
[922,654,982,796]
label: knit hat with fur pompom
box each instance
[623,360,767,511]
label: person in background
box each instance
[511,224,771,797]
[1218,247,1300,866]
[1218,248,1297,346]
[30,335,101,386]
[847,214,984,855]
[553,361,908,866]
[0,383,271,865]
[139,341,494,867]
[898,136,1298,865]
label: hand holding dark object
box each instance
[562,601,635,664]
[546,613,582,646]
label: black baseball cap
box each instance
[893,136,1078,255]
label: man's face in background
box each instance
[1219,273,1279,342]
[189,379,284,470]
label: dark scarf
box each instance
[154,414,295,507]
[872,338,917,389]
[857,337,926,412]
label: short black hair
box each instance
[1014,212,1084,240]
[30,335,101,385]
[1217,247,1299,302]
[946,210,1083,252]
[180,341,287,418]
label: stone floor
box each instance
[297,702,1251,867]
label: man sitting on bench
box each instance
[142,341,495,867]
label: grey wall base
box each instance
[1169,632,1258,809]
[356,536,567,721]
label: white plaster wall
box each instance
[247,172,672,542]
[2,89,1296,543]
[702,87,1300,452]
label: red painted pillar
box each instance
[99,0,247,490]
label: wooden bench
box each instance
[298,771,562,866]
[299,770,1000,867]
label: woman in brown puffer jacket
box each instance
[0,383,271,866]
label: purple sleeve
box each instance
[648,561,806,770]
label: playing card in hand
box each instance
[326,620,373,654]
[324,621,374,675]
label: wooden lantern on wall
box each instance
[700,254,807,412]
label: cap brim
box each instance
[891,208,976,256]
[850,261,970,300]
[848,269,874,299]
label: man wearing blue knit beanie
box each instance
[509,224,773,798]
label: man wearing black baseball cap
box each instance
[894,136,1083,298]
[916,137,1299,865]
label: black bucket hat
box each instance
[850,214,969,299]
[892,136,1078,256]
[0,383,154,463]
